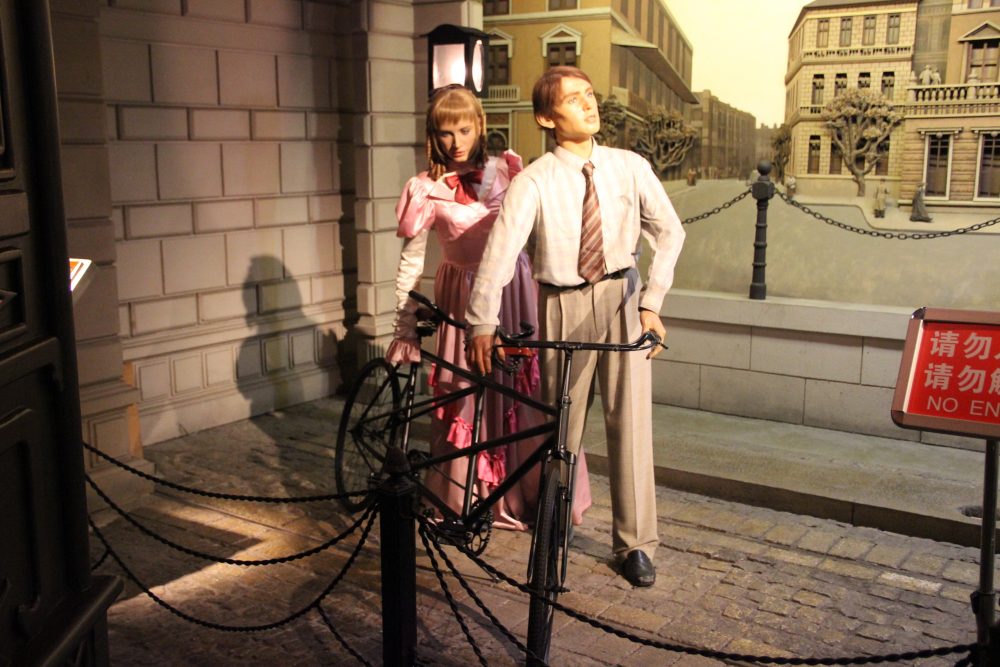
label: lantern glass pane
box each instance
[432,44,466,89]
[472,40,484,92]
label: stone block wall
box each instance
[99,0,353,445]
[654,290,982,452]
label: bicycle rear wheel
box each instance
[526,466,562,666]
[335,358,401,512]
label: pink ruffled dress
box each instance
[386,151,591,528]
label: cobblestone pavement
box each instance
[90,398,993,666]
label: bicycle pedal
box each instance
[406,449,430,464]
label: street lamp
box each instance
[426,24,489,97]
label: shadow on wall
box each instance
[233,255,357,517]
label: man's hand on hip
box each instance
[639,308,667,360]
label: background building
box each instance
[481,0,699,165]
[784,0,918,196]
[899,0,1000,205]
[689,90,757,179]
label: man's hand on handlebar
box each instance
[468,333,503,375]
[639,309,667,360]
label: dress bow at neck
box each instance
[444,169,484,204]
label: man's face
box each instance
[537,76,600,143]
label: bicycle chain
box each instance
[777,190,1000,239]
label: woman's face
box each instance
[436,117,478,164]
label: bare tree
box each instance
[821,89,902,196]
[771,124,791,183]
[594,94,628,148]
[630,107,698,177]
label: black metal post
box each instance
[749,160,775,300]
[378,446,417,666]
[974,439,999,666]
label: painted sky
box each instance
[664,0,812,127]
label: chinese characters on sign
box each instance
[908,323,1000,422]
[893,308,1000,438]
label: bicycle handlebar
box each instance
[408,290,663,353]
[496,327,662,353]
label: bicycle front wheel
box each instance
[335,358,401,512]
[526,467,562,666]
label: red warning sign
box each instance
[892,308,1000,439]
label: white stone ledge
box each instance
[663,289,915,341]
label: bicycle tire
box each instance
[526,466,562,666]
[335,358,401,512]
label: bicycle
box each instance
[335,290,660,665]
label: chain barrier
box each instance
[417,526,489,667]
[776,190,1000,239]
[83,440,365,504]
[86,472,372,567]
[90,546,110,571]
[681,188,751,225]
[416,518,548,666]
[87,506,376,635]
[317,605,374,667]
[446,540,977,666]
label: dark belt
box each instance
[538,266,631,291]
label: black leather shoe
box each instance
[620,550,655,587]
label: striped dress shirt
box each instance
[466,143,686,337]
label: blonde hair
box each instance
[425,85,487,180]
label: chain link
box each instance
[83,440,365,504]
[86,505,377,633]
[450,539,978,666]
[681,188,752,225]
[776,190,1000,239]
[86,472,372,567]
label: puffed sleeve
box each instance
[502,149,523,181]
[396,175,437,239]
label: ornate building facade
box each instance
[481,0,698,165]
[785,0,919,196]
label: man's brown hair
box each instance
[531,66,593,123]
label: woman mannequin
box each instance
[386,85,591,529]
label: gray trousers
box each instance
[537,270,658,559]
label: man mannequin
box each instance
[465,66,685,586]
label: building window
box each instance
[646,0,655,41]
[811,74,825,104]
[548,43,577,67]
[829,141,843,174]
[858,72,871,89]
[876,139,890,176]
[968,40,1000,82]
[816,19,829,48]
[881,71,895,99]
[621,0,628,17]
[863,16,876,45]
[886,14,900,44]
[835,73,847,97]
[969,0,983,7]
[840,17,852,46]
[979,133,1000,197]
[808,135,821,173]
[483,0,509,15]
[549,0,576,8]
[925,134,951,197]
[635,0,642,34]
[488,45,509,86]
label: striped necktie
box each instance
[578,161,606,284]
